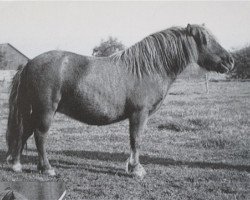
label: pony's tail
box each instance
[6,64,32,163]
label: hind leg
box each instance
[10,132,33,172]
[7,131,32,172]
[7,120,33,172]
[7,147,22,172]
[21,114,34,154]
[33,110,56,176]
[6,128,21,171]
[21,131,33,153]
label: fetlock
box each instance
[125,159,146,179]
[37,163,56,176]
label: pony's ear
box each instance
[187,24,196,36]
[186,24,207,46]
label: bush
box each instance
[229,46,250,79]
[92,36,125,57]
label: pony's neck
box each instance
[111,27,198,79]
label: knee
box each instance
[36,117,52,133]
[37,122,50,133]
[33,112,53,133]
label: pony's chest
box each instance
[148,83,170,115]
[148,94,165,115]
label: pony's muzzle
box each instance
[218,55,234,73]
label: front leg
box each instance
[126,110,148,179]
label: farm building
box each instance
[0,43,29,70]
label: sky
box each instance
[0,1,250,58]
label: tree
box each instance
[92,36,125,57]
[229,45,250,79]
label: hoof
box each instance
[126,161,146,179]
[40,168,56,176]
[7,155,22,173]
[37,164,56,176]
[44,168,56,176]
[12,163,22,172]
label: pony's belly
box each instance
[59,108,127,125]
[58,98,127,125]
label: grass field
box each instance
[0,76,249,199]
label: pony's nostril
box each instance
[228,55,234,66]
[223,55,234,70]
[229,56,235,71]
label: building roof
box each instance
[0,43,29,60]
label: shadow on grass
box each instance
[0,150,131,177]
[0,149,249,176]
[53,150,250,173]
[51,159,131,178]
[156,118,212,132]
[158,122,191,132]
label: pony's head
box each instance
[187,24,234,73]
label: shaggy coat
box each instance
[6,24,234,177]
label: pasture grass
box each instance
[0,80,249,200]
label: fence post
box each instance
[205,73,209,94]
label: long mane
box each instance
[111,27,198,78]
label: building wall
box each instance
[0,44,28,70]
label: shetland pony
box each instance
[6,24,234,178]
